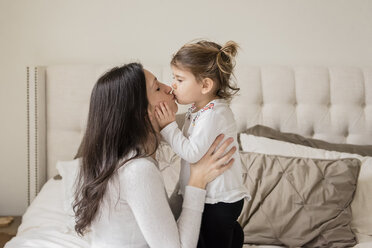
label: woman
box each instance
[73,63,237,248]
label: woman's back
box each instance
[90,156,165,247]
[90,156,206,248]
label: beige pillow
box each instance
[242,125,372,157]
[239,152,361,247]
[155,141,181,196]
[240,133,372,236]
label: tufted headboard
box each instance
[26,64,372,203]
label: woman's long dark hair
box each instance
[73,63,159,236]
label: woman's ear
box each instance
[201,78,214,95]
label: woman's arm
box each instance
[167,133,236,219]
[188,134,236,189]
[122,160,205,248]
[122,135,235,248]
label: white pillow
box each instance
[240,133,372,236]
[56,159,80,215]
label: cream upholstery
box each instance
[27,65,372,200]
[232,65,372,144]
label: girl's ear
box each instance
[201,78,214,95]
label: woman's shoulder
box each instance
[117,156,165,196]
[118,156,161,181]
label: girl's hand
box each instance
[155,102,176,130]
[188,134,236,189]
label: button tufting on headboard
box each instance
[310,129,315,137]
[231,65,372,144]
[345,131,349,137]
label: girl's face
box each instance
[144,69,178,115]
[171,65,203,105]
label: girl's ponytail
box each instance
[216,40,239,75]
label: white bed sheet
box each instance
[5,178,90,248]
[5,178,372,248]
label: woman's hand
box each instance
[188,134,236,189]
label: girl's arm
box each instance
[160,112,222,163]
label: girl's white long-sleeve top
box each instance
[160,99,250,204]
[90,156,206,248]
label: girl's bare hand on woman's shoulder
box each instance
[188,134,236,189]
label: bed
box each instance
[5,64,372,247]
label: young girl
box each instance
[155,40,250,248]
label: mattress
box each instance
[5,177,372,248]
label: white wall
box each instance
[0,0,371,215]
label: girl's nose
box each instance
[172,82,177,90]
